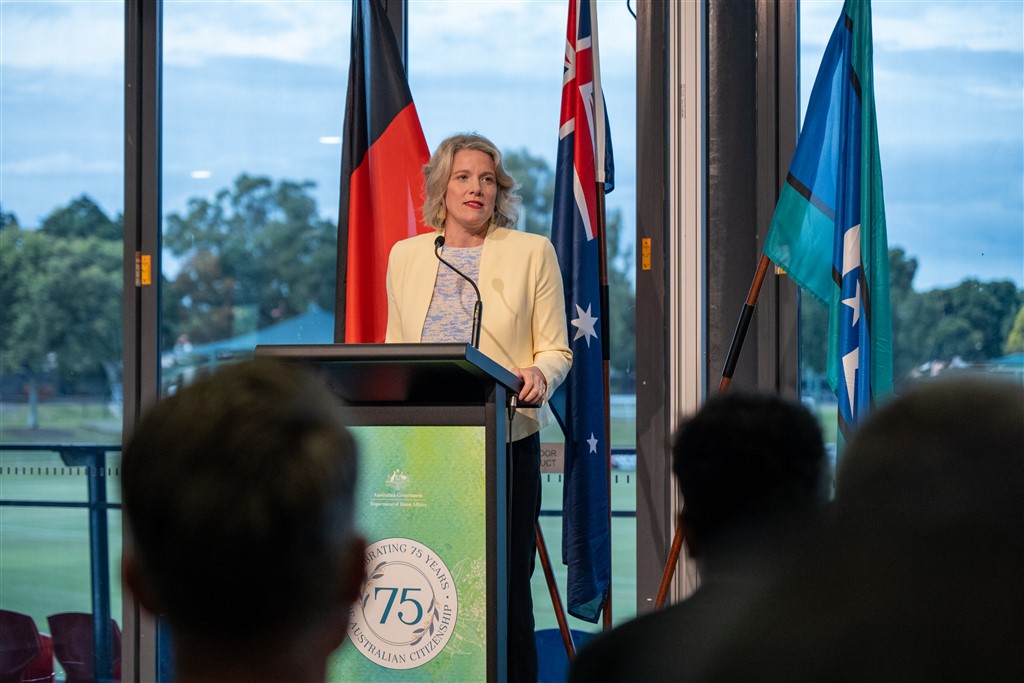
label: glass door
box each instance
[0,2,126,681]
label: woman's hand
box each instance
[512,366,548,406]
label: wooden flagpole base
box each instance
[536,521,576,660]
[653,253,772,610]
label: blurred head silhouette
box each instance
[709,376,1024,681]
[672,391,828,558]
[121,359,365,683]
[567,392,829,683]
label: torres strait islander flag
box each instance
[336,0,431,343]
[763,0,892,442]
[551,0,613,624]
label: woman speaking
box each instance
[385,132,571,682]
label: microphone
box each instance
[433,235,483,348]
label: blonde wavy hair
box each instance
[422,133,521,231]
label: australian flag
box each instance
[550,0,614,624]
[763,0,892,442]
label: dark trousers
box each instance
[507,432,541,683]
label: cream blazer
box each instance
[385,224,572,440]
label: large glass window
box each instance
[160,0,350,391]
[798,1,1024,451]
[0,2,125,680]
[408,0,638,631]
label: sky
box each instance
[800,0,1024,289]
[0,0,1021,292]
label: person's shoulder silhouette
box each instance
[570,391,828,683]
[708,376,1024,682]
[121,359,365,683]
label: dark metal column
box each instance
[634,0,671,609]
[705,0,799,396]
[123,0,163,680]
[59,448,114,682]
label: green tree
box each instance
[163,175,338,346]
[1,217,121,427]
[801,247,1023,388]
[919,279,1022,362]
[799,293,828,378]
[1004,305,1024,355]
[803,247,922,382]
[887,247,931,383]
[41,195,121,240]
[604,207,636,391]
[503,147,556,237]
[0,204,19,232]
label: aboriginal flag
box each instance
[336,0,431,343]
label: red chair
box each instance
[0,609,44,683]
[45,613,120,683]
[21,632,55,683]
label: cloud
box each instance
[2,0,634,81]
[408,0,635,80]
[963,81,1024,107]
[874,2,1023,53]
[1,152,120,176]
[163,1,350,68]
[801,10,1023,151]
[872,66,1023,147]
[801,1,1023,53]
[0,0,350,72]
[0,1,123,73]
[888,196,1024,290]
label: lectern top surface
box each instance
[253,343,523,404]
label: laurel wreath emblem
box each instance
[361,559,388,609]
[348,539,457,670]
[409,597,439,646]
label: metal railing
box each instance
[0,441,636,682]
[0,443,121,683]
[538,447,638,518]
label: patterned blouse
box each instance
[421,245,482,343]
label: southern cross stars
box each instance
[571,302,599,347]
[842,278,861,326]
[842,348,859,417]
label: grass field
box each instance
[1,400,123,643]
[533,474,638,633]
[1,396,836,643]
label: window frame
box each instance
[120,2,804,675]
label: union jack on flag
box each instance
[550,0,614,624]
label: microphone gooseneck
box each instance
[433,235,483,348]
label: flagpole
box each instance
[549,0,614,640]
[596,184,613,629]
[536,181,615,659]
[718,253,771,394]
[654,253,772,609]
[536,522,577,658]
[534,504,574,659]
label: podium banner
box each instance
[330,425,488,682]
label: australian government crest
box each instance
[348,537,458,670]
